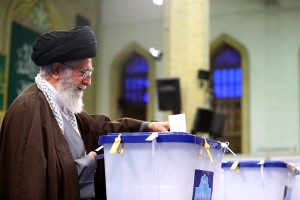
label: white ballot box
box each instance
[99,132,226,200]
[268,156,300,200]
[219,160,298,200]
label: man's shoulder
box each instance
[7,83,46,111]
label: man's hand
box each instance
[148,121,170,132]
[88,151,97,159]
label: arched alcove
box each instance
[110,42,155,121]
[210,33,250,153]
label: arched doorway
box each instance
[110,42,155,121]
[210,34,249,153]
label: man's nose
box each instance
[82,75,92,86]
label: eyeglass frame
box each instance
[61,62,93,79]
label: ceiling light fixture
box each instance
[153,0,163,6]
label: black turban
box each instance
[31,26,97,66]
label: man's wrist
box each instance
[139,121,150,132]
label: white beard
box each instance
[57,71,85,113]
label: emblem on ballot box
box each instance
[193,170,214,200]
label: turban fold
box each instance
[31,26,97,66]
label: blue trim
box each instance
[221,160,288,168]
[99,132,222,150]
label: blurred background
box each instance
[0,0,300,157]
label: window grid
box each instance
[213,68,242,99]
[123,55,149,104]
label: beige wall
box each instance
[211,0,300,154]
[163,0,209,131]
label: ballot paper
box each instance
[168,113,186,132]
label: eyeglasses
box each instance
[62,62,93,79]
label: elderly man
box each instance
[0,26,169,200]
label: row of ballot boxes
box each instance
[219,160,299,200]
[98,132,299,200]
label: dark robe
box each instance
[0,83,143,200]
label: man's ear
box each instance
[50,62,63,80]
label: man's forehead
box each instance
[73,59,93,72]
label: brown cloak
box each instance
[0,84,143,200]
